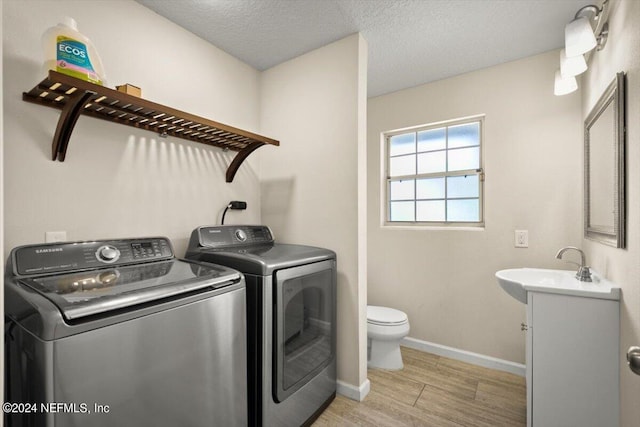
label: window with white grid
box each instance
[385,117,484,226]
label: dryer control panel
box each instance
[12,237,174,276]
[196,225,274,248]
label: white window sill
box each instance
[381,224,485,231]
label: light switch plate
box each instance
[515,230,528,248]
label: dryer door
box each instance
[273,259,336,403]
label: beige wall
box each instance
[581,0,640,425]
[368,50,583,364]
[3,0,262,256]
[260,34,368,391]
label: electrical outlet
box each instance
[45,231,67,243]
[514,230,528,248]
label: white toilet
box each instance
[367,305,410,370]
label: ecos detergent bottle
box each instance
[42,17,106,85]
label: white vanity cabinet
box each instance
[525,291,619,427]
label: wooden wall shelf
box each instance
[23,71,279,182]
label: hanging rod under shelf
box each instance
[23,70,279,182]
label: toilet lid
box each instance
[367,305,408,326]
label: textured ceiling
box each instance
[136,0,592,97]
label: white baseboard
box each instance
[336,378,370,401]
[401,336,525,377]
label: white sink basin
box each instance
[495,268,620,304]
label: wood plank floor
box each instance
[313,346,526,426]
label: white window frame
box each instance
[383,115,485,228]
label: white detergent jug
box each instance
[42,17,106,85]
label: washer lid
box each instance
[17,259,241,320]
[367,305,408,325]
[186,242,335,275]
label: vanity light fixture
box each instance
[560,49,587,78]
[554,0,609,96]
[554,70,578,96]
[565,11,598,57]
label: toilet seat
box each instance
[367,305,408,326]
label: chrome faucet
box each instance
[555,246,592,282]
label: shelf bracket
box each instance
[226,141,266,183]
[51,89,95,161]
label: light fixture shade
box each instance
[560,49,587,77]
[565,17,597,57]
[554,70,578,96]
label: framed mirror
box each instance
[584,72,626,248]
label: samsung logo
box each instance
[35,248,63,254]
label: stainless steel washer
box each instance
[5,237,247,427]
[186,225,336,427]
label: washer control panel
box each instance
[13,237,174,276]
[197,225,273,248]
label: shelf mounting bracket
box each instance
[51,89,95,161]
[226,141,266,183]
